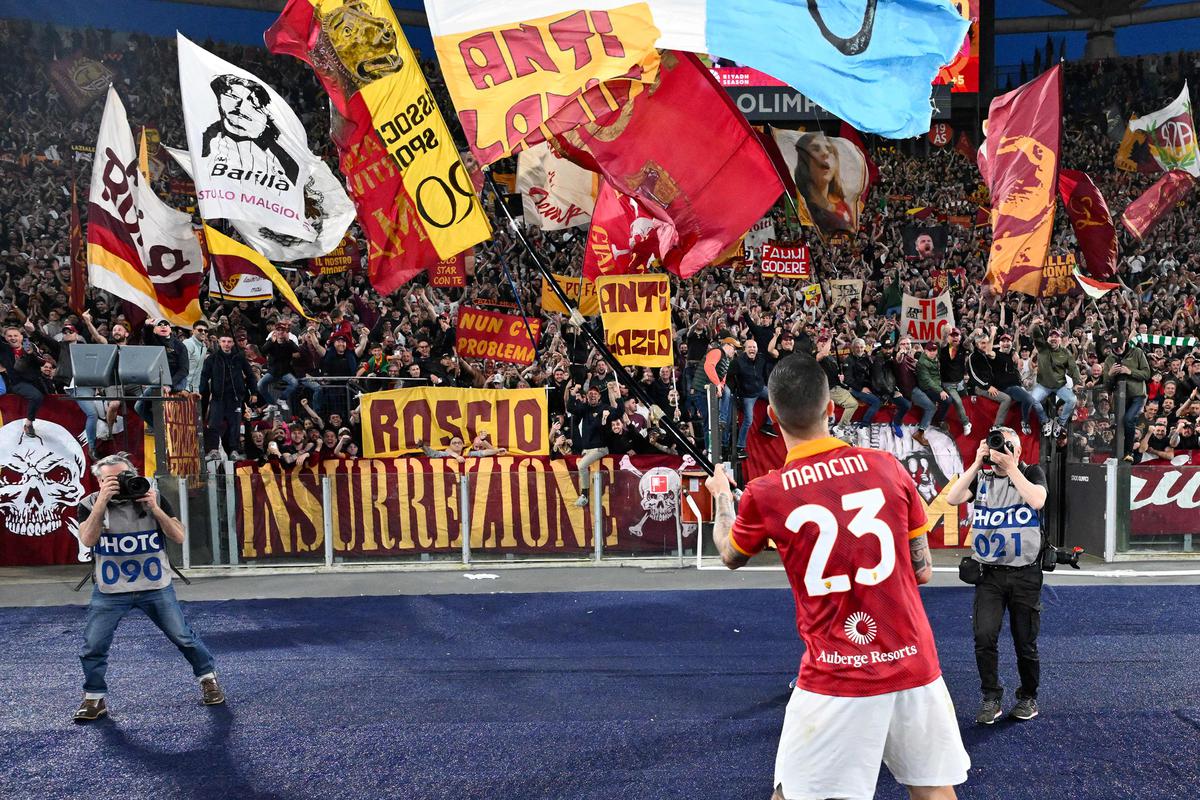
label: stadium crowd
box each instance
[0,19,1198,469]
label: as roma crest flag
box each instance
[1057,169,1118,279]
[583,181,673,283]
[983,66,1062,296]
[595,274,672,368]
[556,51,782,279]
[266,0,491,295]
[1120,170,1196,241]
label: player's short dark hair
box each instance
[767,355,829,434]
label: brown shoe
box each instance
[73,697,107,723]
[913,429,930,447]
[200,677,226,705]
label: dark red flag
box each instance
[582,181,674,283]
[68,180,86,315]
[553,51,782,279]
[1057,169,1119,279]
[1120,170,1195,241]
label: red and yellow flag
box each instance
[983,66,1061,296]
[427,3,661,165]
[69,181,86,315]
[203,225,311,319]
[266,0,491,294]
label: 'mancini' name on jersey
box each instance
[780,453,870,491]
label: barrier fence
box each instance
[0,393,1197,568]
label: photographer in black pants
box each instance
[946,427,1048,725]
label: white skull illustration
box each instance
[638,467,681,523]
[0,421,86,541]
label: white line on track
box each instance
[695,563,1200,578]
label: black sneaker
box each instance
[1010,697,1038,721]
[975,698,1002,725]
[73,697,107,723]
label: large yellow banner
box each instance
[324,0,492,259]
[541,272,599,316]
[432,3,661,164]
[361,386,548,458]
[595,274,673,367]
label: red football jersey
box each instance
[730,437,941,697]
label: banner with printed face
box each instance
[87,88,204,326]
[428,250,469,288]
[901,292,955,342]
[361,387,549,458]
[1128,83,1200,177]
[760,243,811,279]
[455,307,541,365]
[771,130,868,239]
[176,34,317,242]
[426,3,662,165]
[542,272,599,316]
[902,225,947,262]
[232,454,692,559]
[308,233,360,276]
[165,144,353,262]
[829,279,864,309]
[595,274,673,367]
[517,141,597,231]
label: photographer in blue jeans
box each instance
[73,454,224,723]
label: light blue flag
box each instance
[705,0,969,138]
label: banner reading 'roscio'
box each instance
[901,291,955,342]
[760,243,811,279]
[455,307,540,365]
[595,274,673,367]
[361,387,548,458]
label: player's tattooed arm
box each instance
[712,491,749,570]
[910,533,933,584]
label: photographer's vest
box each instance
[83,493,172,594]
[969,470,1042,567]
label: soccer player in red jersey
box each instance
[706,355,969,800]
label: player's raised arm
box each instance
[706,466,749,569]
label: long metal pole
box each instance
[483,172,717,477]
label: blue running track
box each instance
[2,585,1199,799]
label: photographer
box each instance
[945,427,1048,726]
[73,454,224,723]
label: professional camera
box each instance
[1041,544,1084,571]
[982,428,1014,466]
[115,470,151,502]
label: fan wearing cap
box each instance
[868,339,911,439]
[1101,334,1151,461]
[990,333,1044,436]
[912,340,951,447]
[1029,317,1082,437]
[135,319,190,432]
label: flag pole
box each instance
[483,172,717,476]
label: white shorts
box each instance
[773,676,970,800]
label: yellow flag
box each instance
[202,225,312,319]
[595,274,673,367]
